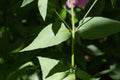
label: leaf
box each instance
[94,64,116,77]
[78,17,120,39]
[46,61,70,78]
[110,66,120,80]
[20,23,71,52]
[111,0,117,8]
[19,62,34,70]
[38,0,48,20]
[76,69,91,80]
[21,0,33,7]
[91,78,100,80]
[63,73,76,80]
[87,44,104,56]
[37,56,69,80]
[37,56,59,79]
[45,71,69,80]
[44,71,69,80]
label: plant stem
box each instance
[55,10,71,31]
[76,0,98,31]
[71,0,75,68]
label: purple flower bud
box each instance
[66,0,88,8]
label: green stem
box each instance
[55,10,71,31]
[71,0,75,68]
[76,0,98,31]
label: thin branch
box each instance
[76,0,98,31]
[55,10,71,30]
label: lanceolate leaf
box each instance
[20,23,70,52]
[46,61,70,78]
[37,56,69,80]
[37,56,59,80]
[78,17,120,39]
[21,0,33,7]
[38,0,48,20]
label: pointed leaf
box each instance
[38,0,48,20]
[37,56,59,80]
[46,61,69,78]
[37,56,69,80]
[45,71,69,80]
[21,0,33,7]
[78,17,120,39]
[20,23,71,52]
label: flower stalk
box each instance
[71,0,75,69]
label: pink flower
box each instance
[66,0,88,8]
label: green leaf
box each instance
[91,78,100,80]
[37,56,69,80]
[20,23,71,52]
[37,56,59,79]
[46,61,69,78]
[38,0,48,20]
[21,0,33,7]
[111,0,117,8]
[19,62,34,70]
[45,71,69,80]
[87,44,104,56]
[63,73,76,80]
[94,64,116,77]
[76,69,91,80]
[78,17,120,39]
[110,66,120,80]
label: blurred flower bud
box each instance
[66,0,88,8]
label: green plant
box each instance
[0,0,120,80]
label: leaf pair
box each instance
[37,56,100,80]
[21,17,120,52]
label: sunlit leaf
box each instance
[20,23,71,52]
[21,0,33,7]
[37,56,69,80]
[38,0,48,20]
[78,17,120,39]
[63,73,76,80]
[91,78,100,80]
[45,71,69,80]
[37,56,59,79]
[46,61,69,78]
